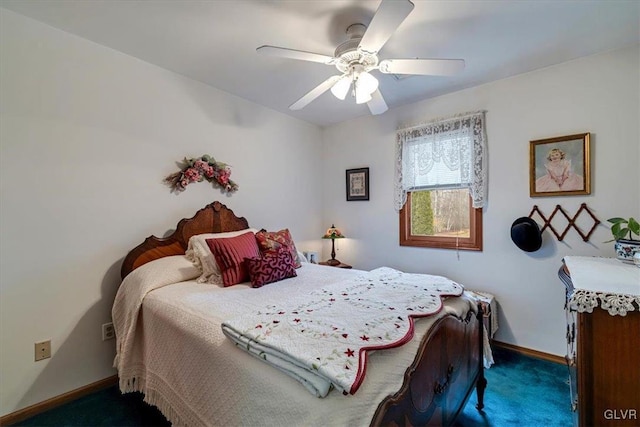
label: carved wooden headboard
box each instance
[120,201,249,279]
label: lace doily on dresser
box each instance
[569,289,640,316]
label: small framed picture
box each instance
[346,167,369,201]
[529,133,591,197]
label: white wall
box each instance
[321,45,640,357]
[2,5,638,418]
[0,9,324,416]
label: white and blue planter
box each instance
[614,239,640,263]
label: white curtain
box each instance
[394,111,488,212]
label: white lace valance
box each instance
[394,111,488,212]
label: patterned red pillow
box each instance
[245,247,297,288]
[206,231,260,286]
[254,229,301,268]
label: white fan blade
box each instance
[257,45,335,64]
[379,58,465,76]
[289,75,343,110]
[358,0,414,54]
[367,89,388,115]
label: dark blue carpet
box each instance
[457,347,572,426]
[13,347,571,426]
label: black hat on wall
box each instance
[510,217,542,252]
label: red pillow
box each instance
[255,229,301,268]
[245,247,297,288]
[206,232,260,286]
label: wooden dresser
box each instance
[560,257,640,427]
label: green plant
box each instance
[606,217,640,242]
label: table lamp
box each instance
[322,224,345,266]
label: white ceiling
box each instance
[2,0,639,127]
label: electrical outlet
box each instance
[102,322,115,341]
[35,340,51,361]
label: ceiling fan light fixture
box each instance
[358,71,379,95]
[354,71,377,104]
[330,75,352,100]
[355,91,372,104]
[355,84,373,104]
[258,0,463,115]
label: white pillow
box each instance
[297,250,309,263]
[185,229,258,285]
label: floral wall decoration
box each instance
[164,155,238,193]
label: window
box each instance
[400,189,483,250]
[394,112,487,250]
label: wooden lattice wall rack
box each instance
[528,203,600,242]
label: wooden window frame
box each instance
[399,191,483,251]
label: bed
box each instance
[115,201,486,426]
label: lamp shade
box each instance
[355,72,378,104]
[330,76,352,100]
[322,224,345,239]
[355,86,373,104]
[358,71,379,95]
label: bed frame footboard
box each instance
[371,303,486,426]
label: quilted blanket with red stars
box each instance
[221,267,464,397]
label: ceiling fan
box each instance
[257,0,465,115]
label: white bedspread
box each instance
[222,267,464,397]
[113,259,476,427]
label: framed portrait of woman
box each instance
[529,133,591,197]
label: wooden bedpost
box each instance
[475,302,487,410]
